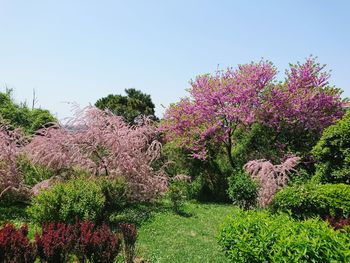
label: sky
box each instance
[0,0,349,120]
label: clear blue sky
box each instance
[0,0,349,119]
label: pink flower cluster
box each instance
[25,107,167,201]
[244,156,300,207]
[161,58,344,163]
[0,125,30,199]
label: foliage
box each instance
[98,177,128,213]
[243,156,300,207]
[312,110,350,184]
[227,171,257,209]
[326,215,350,231]
[0,89,55,134]
[219,209,350,263]
[35,223,75,263]
[35,221,121,263]
[0,224,36,263]
[160,142,230,202]
[167,175,191,213]
[28,178,106,224]
[25,106,167,201]
[95,88,156,124]
[16,155,54,187]
[161,58,344,170]
[271,183,350,219]
[73,221,121,263]
[120,223,137,263]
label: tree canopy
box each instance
[95,88,156,124]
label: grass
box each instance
[135,202,235,263]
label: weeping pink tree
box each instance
[0,125,30,200]
[25,107,167,201]
[244,156,300,207]
[161,57,344,170]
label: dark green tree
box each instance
[95,88,156,123]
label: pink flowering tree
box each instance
[244,156,300,207]
[0,125,30,200]
[261,57,344,153]
[25,107,167,201]
[161,57,344,170]
[161,61,277,168]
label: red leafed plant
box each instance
[74,221,121,263]
[35,222,76,263]
[25,106,167,201]
[326,215,350,231]
[119,223,137,263]
[244,156,300,207]
[35,221,121,263]
[0,224,36,263]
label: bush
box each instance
[119,223,137,263]
[219,209,350,263]
[35,223,75,263]
[35,221,121,263]
[0,224,36,263]
[28,178,106,224]
[227,171,257,209]
[98,177,128,213]
[72,221,121,263]
[167,178,190,213]
[312,110,350,184]
[271,183,350,219]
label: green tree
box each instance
[95,88,156,123]
[0,89,56,134]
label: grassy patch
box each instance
[135,202,234,263]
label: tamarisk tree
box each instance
[244,156,300,207]
[161,58,344,169]
[0,125,30,200]
[25,107,167,201]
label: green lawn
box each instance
[135,202,234,263]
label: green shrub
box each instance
[98,176,128,212]
[227,171,257,209]
[312,111,350,184]
[272,183,350,219]
[28,178,106,224]
[167,180,189,213]
[219,209,350,263]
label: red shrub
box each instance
[326,215,350,230]
[35,223,76,263]
[74,221,121,263]
[0,224,35,263]
[120,223,137,263]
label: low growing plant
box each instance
[219,209,350,263]
[28,177,106,224]
[271,183,350,219]
[227,171,257,209]
[120,223,137,263]
[0,224,36,263]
